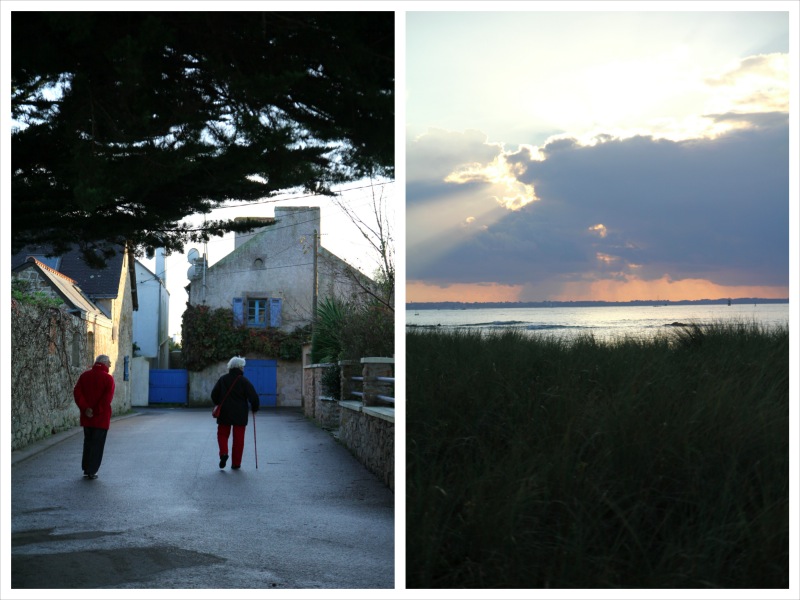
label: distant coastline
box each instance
[407,298,789,310]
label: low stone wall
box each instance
[10,302,132,450]
[11,399,81,452]
[338,402,394,491]
[302,362,316,419]
[302,357,394,490]
[316,396,341,430]
[302,362,341,427]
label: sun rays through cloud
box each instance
[407,10,791,303]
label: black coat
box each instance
[211,368,260,426]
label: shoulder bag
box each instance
[212,374,242,418]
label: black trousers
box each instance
[81,427,108,475]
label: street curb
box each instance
[11,411,142,467]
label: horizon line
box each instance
[407,297,790,305]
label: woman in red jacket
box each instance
[73,355,115,479]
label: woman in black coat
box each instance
[212,356,260,469]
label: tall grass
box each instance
[406,321,789,588]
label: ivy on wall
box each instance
[181,304,310,372]
[12,279,65,309]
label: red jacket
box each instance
[73,362,115,429]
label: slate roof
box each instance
[11,244,127,300]
[12,258,107,318]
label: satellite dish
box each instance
[187,265,196,280]
[187,248,199,263]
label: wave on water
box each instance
[406,321,593,332]
[464,321,593,331]
[524,324,591,331]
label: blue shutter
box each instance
[233,297,244,326]
[270,298,282,327]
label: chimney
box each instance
[155,248,166,285]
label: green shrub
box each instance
[310,297,348,363]
[11,279,64,308]
[181,304,309,371]
[310,297,394,363]
[321,364,341,400]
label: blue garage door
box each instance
[149,369,188,404]
[244,360,277,407]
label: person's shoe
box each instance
[87,473,98,479]
[231,465,240,470]
[219,455,228,469]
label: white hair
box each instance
[227,356,246,370]
[95,355,111,365]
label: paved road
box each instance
[10,407,395,590]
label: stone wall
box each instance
[339,404,394,491]
[316,397,341,430]
[301,358,315,419]
[10,302,122,450]
[278,362,302,407]
[302,362,341,428]
[302,357,394,490]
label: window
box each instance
[247,298,268,327]
[269,298,282,327]
[87,332,95,364]
[233,297,282,328]
[71,332,82,366]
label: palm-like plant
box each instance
[310,297,348,364]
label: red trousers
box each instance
[217,424,247,467]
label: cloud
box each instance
[406,128,502,196]
[408,128,539,211]
[443,154,538,210]
[588,224,608,238]
[705,111,789,130]
[703,53,790,116]
[705,53,789,88]
[407,116,788,298]
[407,48,790,301]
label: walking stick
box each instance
[252,409,258,469]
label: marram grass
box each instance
[406,321,789,588]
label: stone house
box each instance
[185,206,373,407]
[12,243,138,412]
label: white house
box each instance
[132,249,171,369]
[184,206,373,407]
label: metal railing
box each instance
[343,358,394,408]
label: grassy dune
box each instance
[406,321,789,588]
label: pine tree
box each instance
[11,11,394,265]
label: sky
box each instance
[406,6,795,303]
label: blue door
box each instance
[244,360,277,407]
[149,369,188,404]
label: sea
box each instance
[406,302,790,343]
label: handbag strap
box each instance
[217,374,242,411]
